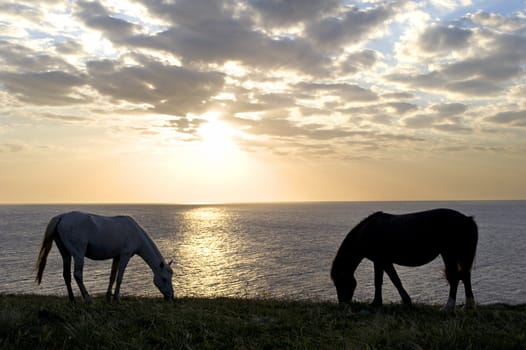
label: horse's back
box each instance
[57,212,143,259]
[359,208,477,265]
[379,209,474,235]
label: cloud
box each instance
[417,24,473,53]
[466,10,526,33]
[296,82,378,102]
[0,71,86,105]
[165,117,208,140]
[305,2,399,49]
[86,57,225,115]
[431,103,467,116]
[249,0,340,27]
[0,41,77,73]
[0,143,27,153]
[339,49,380,74]
[129,21,329,76]
[486,110,526,127]
[403,105,473,133]
[41,113,90,123]
[0,0,524,163]
[390,10,526,98]
[75,0,137,42]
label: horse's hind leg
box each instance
[55,239,75,302]
[73,256,92,303]
[443,259,460,309]
[106,257,119,302]
[62,255,75,302]
[461,269,476,309]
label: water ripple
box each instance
[1,202,525,304]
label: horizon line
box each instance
[1,198,525,206]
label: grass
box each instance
[1,294,525,349]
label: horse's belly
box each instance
[392,250,439,267]
[85,244,124,260]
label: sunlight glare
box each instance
[197,113,237,154]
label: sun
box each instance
[197,112,237,154]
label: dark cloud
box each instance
[381,92,414,100]
[249,0,340,27]
[0,41,77,73]
[466,10,526,33]
[305,3,397,49]
[339,49,379,74]
[386,102,418,115]
[433,123,472,133]
[41,113,90,123]
[403,114,436,129]
[136,0,233,27]
[386,69,503,96]
[445,78,501,95]
[75,1,137,42]
[343,102,418,126]
[431,103,467,116]
[403,109,472,133]
[130,22,329,76]
[226,115,363,141]
[486,110,526,127]
[296,82,378,102]
[54,40,83,55]
[0,2,43,22]
[390,17,526,97]
[113,1,398,76]
[165,117,208,139]
[86,58,225,115]
[418,25,473,53]
[0,71,86,105]
[441,56,524,82]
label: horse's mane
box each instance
[331,211,383,276]
[348,211,382,238]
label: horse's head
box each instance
[331,259,357,304]
[154,260,174,301]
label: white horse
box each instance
[35,211,174,302]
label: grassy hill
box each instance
[1,294,525,349]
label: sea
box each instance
[0,201,524,305]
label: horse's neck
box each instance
[334,235,364,273]
[137,232,163,274]
[334,251,363,273]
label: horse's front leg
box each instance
[106,257,120,302]
[113,254,132,302]
[73,256,92,303]
[384,264,412,306]
[372,262,384,306]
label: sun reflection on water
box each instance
[174,207,246,297]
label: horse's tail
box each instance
[35,215,61,285]
[463,216,479,272]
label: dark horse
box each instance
[331,208,478,309]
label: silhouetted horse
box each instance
[331,208,478,309]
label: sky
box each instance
[0,0,525,204]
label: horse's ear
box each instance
[168,259,173,266]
